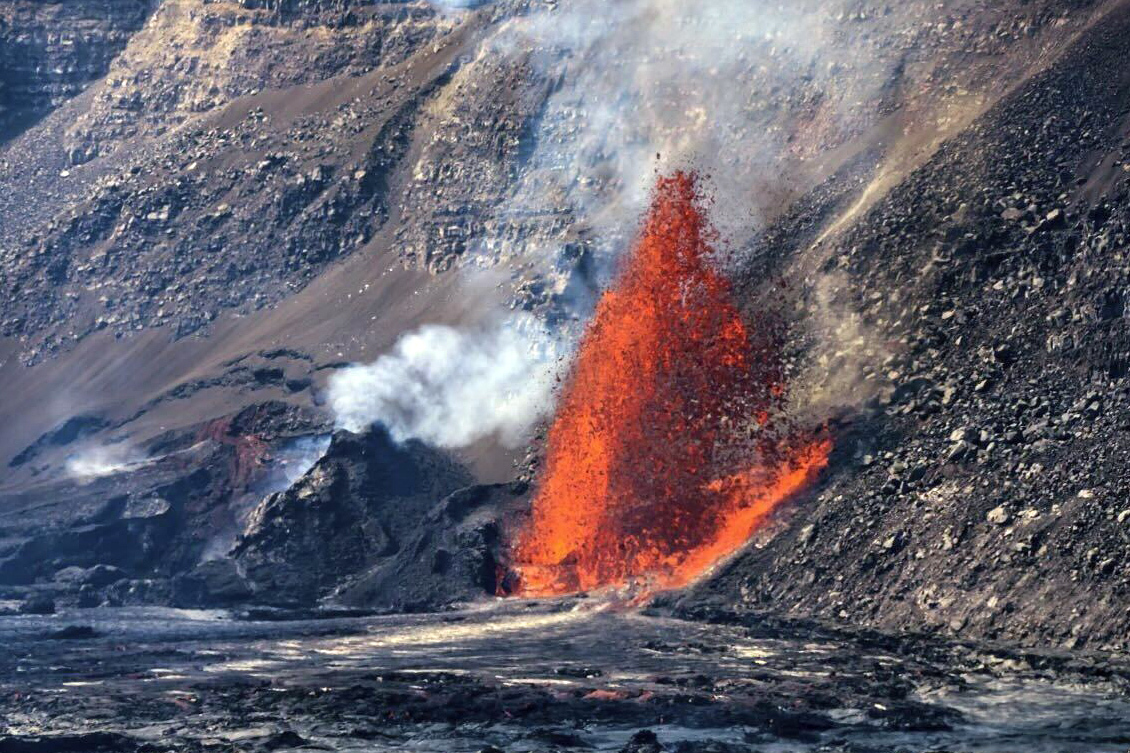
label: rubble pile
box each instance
[232,426,518,610]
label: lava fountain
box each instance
[507,172,831,597]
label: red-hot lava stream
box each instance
[506,172,831,597]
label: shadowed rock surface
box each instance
[0,0,154,143]
[332,481,530,610]
[232,427,489,608]
[0,401,328,605]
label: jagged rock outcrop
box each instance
[0,0,1097,367]
[0,401,328,604]
[232,427,517,609]
[334,481,529,610]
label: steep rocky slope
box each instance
[0,0,461,364]
[0,0,1099,485]
[686,0,1130,650]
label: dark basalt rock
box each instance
[17,594,55,615]
[9,415,109,468]
[333,481,530,611]
[171,558,252,607]
[0,732,143,753]
[233,426,498,609]
[0,475,199,586]
[0,401,329,599]
[46,625,100,640]
[52,564,127,589]
[620,730,665,753]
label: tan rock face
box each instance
[0,0,1093,366]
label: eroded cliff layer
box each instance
[0,0,153,142]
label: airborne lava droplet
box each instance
[508,171,831,596]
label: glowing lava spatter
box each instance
[508,172,831,596]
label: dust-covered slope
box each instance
[0,0,1097,491]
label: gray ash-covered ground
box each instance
[4,601,1130,752]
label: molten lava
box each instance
[509,172,831,596]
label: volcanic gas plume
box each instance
[508,172,831,596]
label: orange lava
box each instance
[507,172,831,597]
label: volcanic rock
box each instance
[335,481,529,610]
[620,730,665,753]
[46,625,100,640]
[52,564,126,589]
[171,559,252,608]
[685,0,1130,648]
[75,586,101,609]
[986,506,1010,525]
[0,1,153,143]
[233,426,499,608]
[0,732,142,753]
[18,595,55,615]
[0,401,327,597]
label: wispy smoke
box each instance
[343,1,920,449]
[457,0,914,415]
[65,443,148,482]
[253,434,332,494]
[481,0,894,275]
[328,314,567,448]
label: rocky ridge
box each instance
[0,0,1099,366]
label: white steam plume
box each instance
[328,314,567,448]
[445,0,915,416]
[65,443,149,482]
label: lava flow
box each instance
[508,171,831,597]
